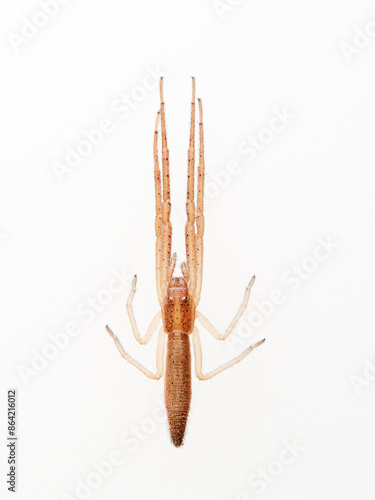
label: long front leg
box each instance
[194,97,205,306]
[159,77,172,298]
[197,275,256,341]
[185,77,197,294]
[106,326,166,380]
[154,109,163,305]
[126,275,161,345]
[192,328,265,381]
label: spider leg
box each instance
[192,327,265,380]
[125,276,161,345]
[185,77,197,295]
[159,77,172,297]
[194,97,205,305]
[106,326,166,380]
[167,252,177,282]
[154,110,164,305]
[181,261,189,282]
[197,276,257,340]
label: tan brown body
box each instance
[163,277,195,446]
[164,332,191,446]
[105,78,265,448]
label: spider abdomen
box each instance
[164,332,191,447]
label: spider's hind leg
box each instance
[192,327,265,380]
[106,325,166,380]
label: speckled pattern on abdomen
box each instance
[164,332,191,447]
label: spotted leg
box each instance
[185,77,197,294]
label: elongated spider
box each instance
[106,78,265,447]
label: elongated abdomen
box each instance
[164,332,191,447]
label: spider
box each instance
[106,77,265,447]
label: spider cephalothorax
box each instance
[163,277,195,335]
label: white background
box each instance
[1,1,375,499]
